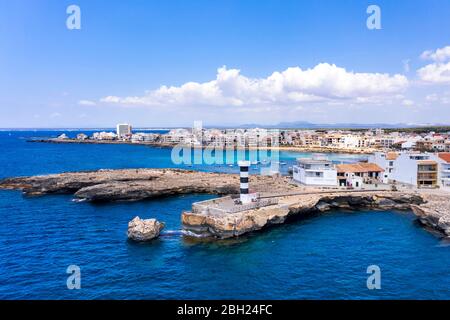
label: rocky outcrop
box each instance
[0,168,296,201]
[411,193,450,236]
[2,168,450,240]
[127,216,165,241]
[182,192,426,239]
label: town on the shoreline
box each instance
[52,123,450,191]
[59,123,450,152]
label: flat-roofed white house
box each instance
[293,157,337,186]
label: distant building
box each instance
[293,157,337,186]
[93,131,117,140]
[76,133,88,140]
[116,123,132,138]
[57,133,69,140]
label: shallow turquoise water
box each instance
[0,131,449,299]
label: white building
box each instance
[76,133,88,140]
[116,123,132,138]
[437,153,450,190]
[93,131,117,140]
[371,151,440,188]
[400,136,422,150]
[293,157,337,186]
[368,152,399,183]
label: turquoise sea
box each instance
[0,130,449,299]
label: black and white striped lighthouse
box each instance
[238,161,251,203]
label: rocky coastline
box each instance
[1,168,449,239]
[0,168,295,201]
[182,191,432,239]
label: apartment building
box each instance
[371,151,442,188]
[116,123,132,138]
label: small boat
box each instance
[280,162,287,165]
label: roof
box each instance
[297,158,332,165]
[417,160,437,165]
[386,152,399,160]
[438,153,450,163]
[336,162,384,173]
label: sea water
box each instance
[0,131,449,299]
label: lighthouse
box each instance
[238,160,252,204]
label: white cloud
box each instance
[420,46,450,62]
[402,59,410,73]
[426,93,450,104]
[417,62,450,83]
[426,94,439,102]
[50,112,62,118]
[78,100,97,106]
[417,45,450,84]
[402,99,414,106]
[99,64,408,108]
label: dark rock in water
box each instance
[127,216,165,241]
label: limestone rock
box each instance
[182,191,436,239]
[0,168,292,202]
[127,216,165,241]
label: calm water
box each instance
[0,131,449,299]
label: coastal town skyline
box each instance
[1,0,450,128]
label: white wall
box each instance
[369,152,391,183]
[293,165,337,186]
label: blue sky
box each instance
[1,0,450,128]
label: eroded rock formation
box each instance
[182,192,426,239]
[411,193,450,236]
